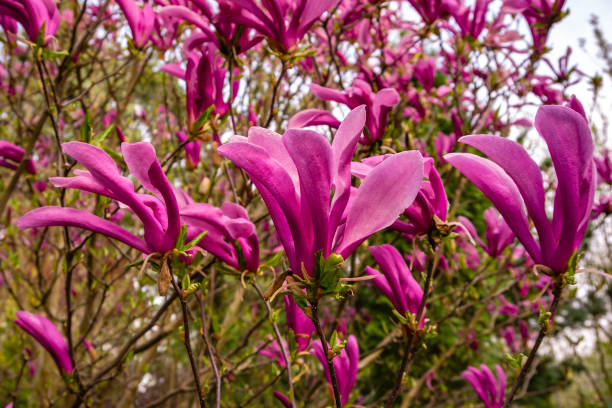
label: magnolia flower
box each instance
[14,311,73,375]
[176,130,201,169]
[218,106,424,276]
[180,201,260,272]
[289,80,400,145]
[594,149,611,185]
[406,0,455,24]
[18,142,181,255]
[446,100,595,274]
[459,207,515,257]
[216,0,336,53]
[449,0,492,39]
[115,0,154,48]
[284,295,314,351]
[462,364,506,408]
[353,155,447,237]
[366,244,424,327]
[162,44,238,133]
[159,1,262,55]
[312,335,359,405]
[0,0,59,43]
[502,0,566,52]
[0,140,36,174]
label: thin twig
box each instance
[310,301,342,408]
[251,282,297,408]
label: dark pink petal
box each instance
[310,83,350,105]
[284,129,333,255]
[17,207,151,253]
[328,106,366,254]
[217,140,307,272]
[445,152,541,263]
[459,134,553,261]
[534,105,594,270]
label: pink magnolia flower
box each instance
[446,98,595,274]
[312,334,359,405]
[0,0,59,43]
[366,244,425,327]
[176,130,201,169]
[180,201,260,272]
[0,140,36,174]
[462,364,506,408]
[216,0,336,53]
[115,0,154,48]
[284,295,314,352]
[14,311,73,375]
[18,142,181,255]
[218,106,424,276]
[289,80,399,145]
[594,149,611,185]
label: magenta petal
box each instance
[328,106,366,252]
[336,151,424,258]
[288,109,341,129]
[284,129,333,255]
[15,311,73,375]
[161,63,186,80]
[344,335,359,403]
[158,6,215,37]
[459,134,553,260]
[534,105,594,269]
[446,153,541,262]
[61,142,163,246]
[310,83,350,105]
[217,141,306,272]
[247,127,299,189]
[18,207,151,253]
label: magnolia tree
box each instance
[0,0,610,407]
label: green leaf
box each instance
[80,109,92,142]
[42,48,69,60]
[317,252,344,293]
[192,105,215,132]
[182,273,190,291]
[93,124,115,145]
[184,230,207,250]
[175,224,188,250]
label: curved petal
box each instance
[284,129,333,255]
[217,141,307,272]
[328,106,366,252]
[445,152,541,262]
[288,109,340,129]
[459,134,553,262]
[310,83,350,105]
[336,151,424,258]
[534,105,594,270]
[17,207,151,253]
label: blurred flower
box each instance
[312,334,359,405]
[14,311,73,375]
[462,364,506,408]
